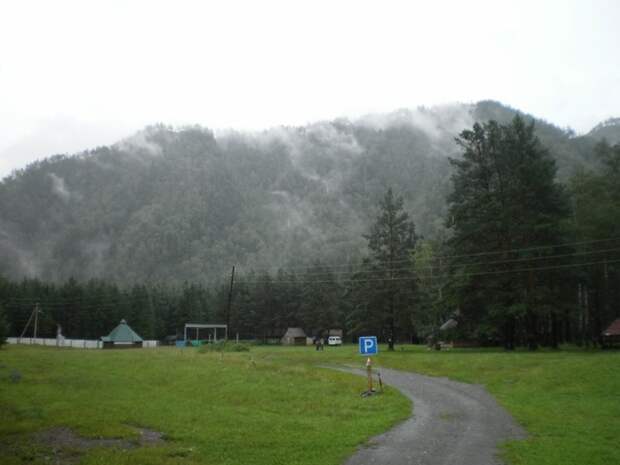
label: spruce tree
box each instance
[299,262,341,337]
[447,116,568,349]
[362,188,418,350]
[569,141,620,343]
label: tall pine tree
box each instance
[568,141,620,344]
[361,188,418,350]
[447,116,568,349]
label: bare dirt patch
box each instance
[4,426,168,464]
[34,425,165,450]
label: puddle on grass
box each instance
[20,426,167,464]
[34,426,166,449]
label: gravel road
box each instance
[335,367,526,465]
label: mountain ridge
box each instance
[0,100,618,284]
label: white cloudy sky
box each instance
[0,0,618,177]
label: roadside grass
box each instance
[2,344,618,465]
[251,344,620,465]
[385,346,620,465]
[0,345,409,465]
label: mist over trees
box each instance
[1,101,608,285]
[1,101,619,348]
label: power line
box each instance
[3,237,619,301]
[236,258,620,286]
[0,293,179,308]
[4,250,619,299]
[233,246,620,280]
[437,236,620,260]
[235,236,620,274]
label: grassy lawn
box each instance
[1,344,619,465]
[385,346,620,465]
[0,345,409,465]
[252,344,620,465]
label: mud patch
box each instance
[136,427,166,446]
[4,426,168,464]
[34,426,165,449]
[34,427,130,450]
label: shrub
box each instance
[198,341,250,353]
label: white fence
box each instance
[7,337,160,349]
[7,337,102,349]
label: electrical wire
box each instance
[235,246,620,279]
[235,236,620,273]
[236,258,620,286]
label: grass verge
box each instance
[2,343,618,465]
[0,345,409,465]
[251,344,620,465]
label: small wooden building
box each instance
[101,319,143,349]
[602,318,620,348]
[281,327,307,346]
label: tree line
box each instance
[0,188,414,345]
[441,117,619,349]
[1,115,619,349]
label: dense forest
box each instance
[1,101,619,348]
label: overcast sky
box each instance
[1,0,618,177]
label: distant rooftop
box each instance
[602,318,620,337]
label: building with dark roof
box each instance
[602,318,620,348]
[281,327,307,345]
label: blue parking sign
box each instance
[359,336,378,355]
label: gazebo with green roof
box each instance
[101,319,143,349]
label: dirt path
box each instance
[335,367,526,465]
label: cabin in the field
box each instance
[602,318,620,348]
[101,319,143,349]
[281,327,308,346]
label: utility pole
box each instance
[226,266,235,339]
[33,303,39,339]
[19,303,39,340]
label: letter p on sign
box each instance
[359,336,378,356]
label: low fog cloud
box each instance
[356,104,475,140]
[48,173,71,202]
[0,223,41,277]
[115,129,163,157]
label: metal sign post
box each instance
[359,336,379,396]
[366,357,373,391]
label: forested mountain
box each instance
[0,101,618,285]
[586,118,620,145]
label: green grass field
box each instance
[1,344,619,465]
[257,344,620,465]
[0,345,409,465]
[368,346,620,465]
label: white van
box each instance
[327,336,342,346]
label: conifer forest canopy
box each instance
[1,101,619,349]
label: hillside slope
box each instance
[0,101,616,284]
